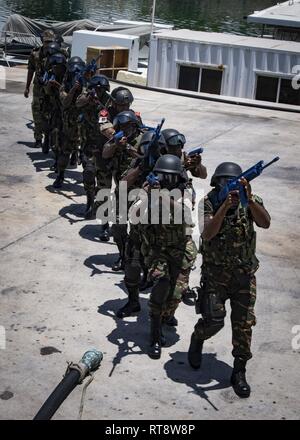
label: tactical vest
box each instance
[61,83,81,132]
[142,223,188,248]
[30,48,47,85]
[79,94,104,149]
[201,190,258,270]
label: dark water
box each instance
[0,0,278,35]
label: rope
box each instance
[77,372,95,420]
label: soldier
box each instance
[115,130,165,319]
[161,129,207,179]
[188,162,271,398]
[24,29,56,149]
[102,110,144,271]
[161,128,207,314]
[108,87,135,120]
[138,155,198,359]
[76,74,111,219]
[53,57,87,188]
[42,52,67,171]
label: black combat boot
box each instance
[34,139,42,149]
[99,224,110,242]
[42,134,50,154]
[231,358,251,398]
[70,151,78,167]
[116,287,141,319]
[148,314,162,359]
[84,194,95,220]
[112,256,125,271]
[53,171,64,189]
[188,333,204,370]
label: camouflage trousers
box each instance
[83,150,112,202]
[144,237,197,318]
[193,265,257,361]
[124,224,147,290]
[31,83,46,141]
[57,127,80,173]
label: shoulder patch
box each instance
[99,109,109,117]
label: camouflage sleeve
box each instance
[203,196,214,218]
[27,51,36,72]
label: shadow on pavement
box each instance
[59,203,87,224]
[79,224,114,244]
[84,253,119,276]
[26,151,54,172]
[98,298,179,377]
[164,351,232,411]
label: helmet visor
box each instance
[167,134,186,147]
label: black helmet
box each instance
[88,74,110,91]
[153,154,183,189]
[113,110,140,130]
[68,56,85,66]
[111,87,134,105]
[210,162,242,187]
[46,42,61,56]
[48,52,67,66]
[162,129,186,148]
[154,154,183,175]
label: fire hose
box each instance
[34,349,103,420]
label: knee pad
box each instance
[201,293,226,321]
[150,276,171,308]
[195,317,225,340]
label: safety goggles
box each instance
[167,133,186,147]
[69,64,84,73]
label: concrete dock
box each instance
[0,68,299,420]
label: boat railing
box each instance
[0,30,41,51]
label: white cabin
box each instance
[148,29,300,106]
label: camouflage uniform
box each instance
[141,217,197,320]
[76,92,111,203]
[193,190,264,361]
[104,132,143,264]
[57,80,82,174]
[27,47,48,141]
[43,72,65,163]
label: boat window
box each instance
[200,69,223,95]
[256,75,300,106]
[178,66,200,92]
[256,76,279,102]
[279,78,300,106]
[178,65,223,95]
